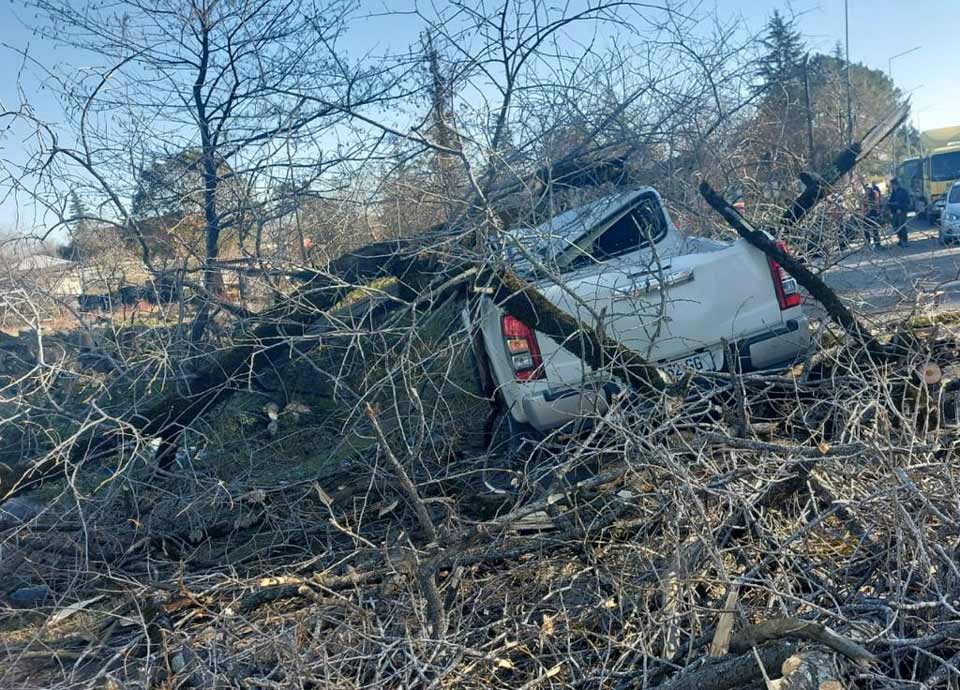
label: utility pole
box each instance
[803,54,815,166]
[844,0,853,142]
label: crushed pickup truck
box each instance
[464,188,811,433]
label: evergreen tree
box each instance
[58,191,92,260]
[423,31,463,211]
[757,10,804,90]
[68,191,90,235]
[423,32,460,157]
[832,41,844,64]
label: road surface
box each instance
[821,217,960,319]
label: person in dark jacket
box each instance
[888,178,911,247]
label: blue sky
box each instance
[773,0,955,131]
[349,0,957,132]
[1,0,957,233]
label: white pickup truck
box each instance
[465,187,811,433]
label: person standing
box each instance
[887,178,911,247]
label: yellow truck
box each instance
[919,126,960,224]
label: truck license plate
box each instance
[663,353,712,379]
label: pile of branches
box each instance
[4,105,960,690]
[3,317,960,690]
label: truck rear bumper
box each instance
[519,381,618,433]
[512,317,811,433]
[732,317,810,372]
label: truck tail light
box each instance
[501,315,545,381]
[767,241,801,310]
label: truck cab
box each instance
[919,126,960,224]
[924,146,960,224]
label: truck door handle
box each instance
[626,265,670,279]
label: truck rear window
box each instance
[950,186,960,203]
[506,191,670,277]
[565,195,668,270]
[592,199,664,258]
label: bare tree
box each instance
[13,0,397,340]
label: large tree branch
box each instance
[780,101,910,228]
[699,180,875,347]
[492,268,669,395]
[730,618,876,664]
[698,101,911,349]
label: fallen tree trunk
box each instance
[492,268,668,395]
[6,253,670,498]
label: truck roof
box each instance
[513,187,658,246]
[504,187,661,271]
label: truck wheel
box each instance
[480,404,542,496]
[486,402,538,454]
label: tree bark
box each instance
[190,13,221,344]
[492,268,669,395]
[646,642,799,690]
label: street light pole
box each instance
[887,46,921,169]
[888,46,921,83]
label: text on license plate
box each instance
[663,353,711,378]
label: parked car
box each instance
[464,188,811,435]
[939,181,960,245]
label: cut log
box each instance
[771,649,842,690]
[645,641,799,690]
